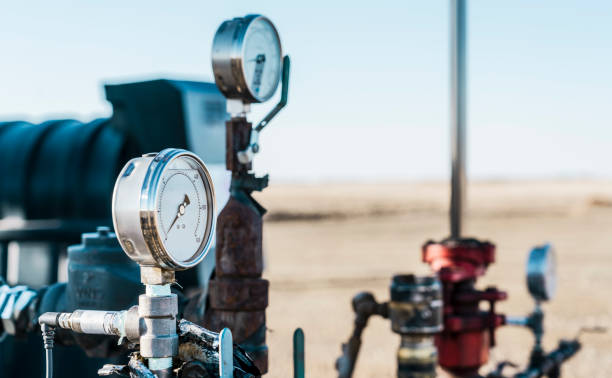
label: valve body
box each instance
[390,275,443,378]
[422,238,506,377]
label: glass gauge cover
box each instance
[526,243,557,302]
[212,14,282,103]
[112,148,215,270]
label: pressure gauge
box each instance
[526,243,557,302]
[212,14,282,103]
[112,149,215,272]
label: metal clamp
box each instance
[237,55,291,164]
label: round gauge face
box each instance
[112,149,215,272]
[242,17,282,102]
[212,15,282,103]
[542,248,556,299]
[153,155,214,266]
[527,244,557,301]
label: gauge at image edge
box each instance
[112,148,216,271]
[212,14,283,103]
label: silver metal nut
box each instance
[139,334,178,358]
[138,294,178,317]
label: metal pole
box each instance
[219,328,233,378]
[450,0,467,239]
[293,328,305,378]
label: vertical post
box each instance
[293,328,305,378]
[450,0,467,239]
[219,328,234,378]
[205,115,270,373]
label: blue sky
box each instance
[1,1,611,181]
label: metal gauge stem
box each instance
[112,148,215,275]
[212,14,282,104]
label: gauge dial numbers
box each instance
[112,149,215,271]
[156,157,211,264]
[242,17,282,101]
[212,14,282,103]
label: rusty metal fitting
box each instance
[208,278,269,311]
[215,198,264,278]
[204,115,271,374]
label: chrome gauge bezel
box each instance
[112,148,215,271]
[526,243,557,302]
[212,14,282,103]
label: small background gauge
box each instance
[526,243,557,302]
[112,148,215,273]
[212,14,282,103]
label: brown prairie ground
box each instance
[254,181,612,378]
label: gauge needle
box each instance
[248,54,266,63]
[167,194,191,235]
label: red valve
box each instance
[422,238,507,377]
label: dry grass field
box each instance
[254,180,612,378]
